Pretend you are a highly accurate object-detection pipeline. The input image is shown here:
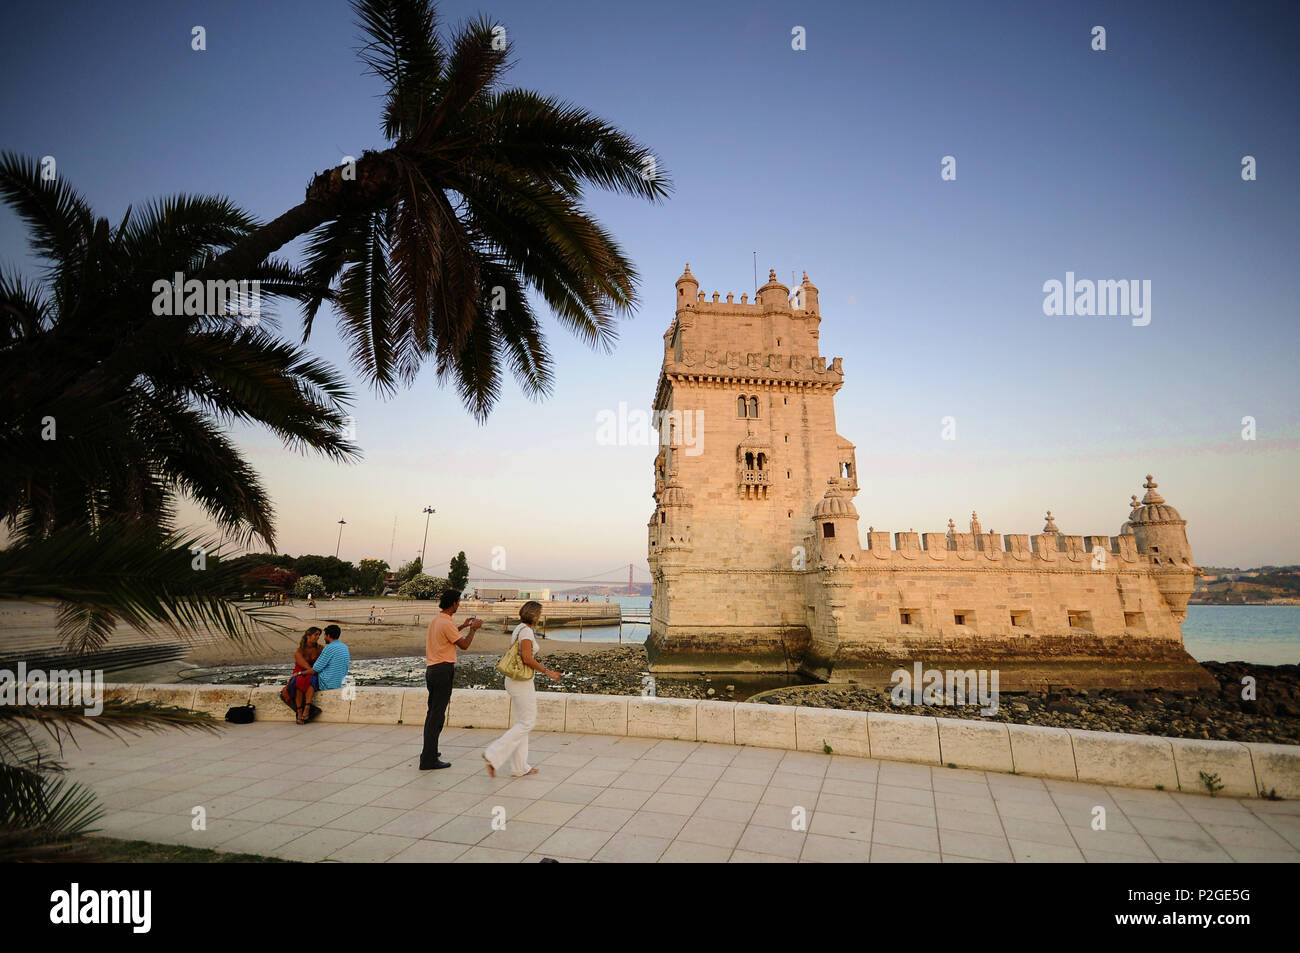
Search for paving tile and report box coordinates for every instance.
[872,820,940,853]
[369,787,445,810]
[640,792,704,816]
[277,800,355,827]
[760,786,820,811]
[995,799,1064,823]
[693,797,757,824]
[277,828,365,862]
[622,811,687,839]
[939,829,1013,862]
[736,825,805,860]
[809,811,872,842]
[428,814,493,846]
[331,833,417,862]
[869,845,941,862]
[389,840,470,863]
[590,787,652,811]
[720,767,775,786]
[535,827,614,860]
[610,772,666,793]
[998,816,1076,847]
[324,805,407,833]
[1007,838,1085,862]
[800,833,871,863]
[1202,823,1294,851]
[877,784,936,807]
[676,816,746,849]
[514,800,585,826]
[481,821,560,854]
[711,781,766,803]
[820,777,876,798]
[657,776,716,797]
[748,803,804,830]
[570,806,635,832]
[1069,828,1157,858]
[729,849,796,863]
[875,800,937,827]
[661,841,734,862]
[544,784,604,805]
[455,846,529,863]
[825,758,879,783]
[877,762,933,790]
[1219,845,1300,863]
[376,810,461,839]
[935,791,998,815]
[593,832,671,863]
[213,822,319,855]
[674,762,727,782]
[937,809,1006,837]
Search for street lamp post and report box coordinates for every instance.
[335,518,347,558]
[420,506,436,569]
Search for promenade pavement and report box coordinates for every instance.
[66,722,1300,862]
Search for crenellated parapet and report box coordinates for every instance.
[807,480,1190,578]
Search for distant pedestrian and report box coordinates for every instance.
[483,602,561,777]
[419,591,482,770]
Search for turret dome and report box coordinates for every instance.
[657,479,691,507]
[813,481,858,520]
[1129,476,1183,524]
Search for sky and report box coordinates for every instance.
[2,0,1298,581]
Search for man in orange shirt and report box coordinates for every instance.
[419,590,482,770]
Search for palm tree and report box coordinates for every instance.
[0,160,360,857]
[0,154,360,561]
[204,0,670,420]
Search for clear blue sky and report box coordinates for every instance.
[2,0,1297,578]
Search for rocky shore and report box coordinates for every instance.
[755,661,1300,746]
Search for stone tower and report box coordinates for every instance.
[647,265,855,672]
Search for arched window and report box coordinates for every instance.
[737,396,748,418]
[745,452,755,470]
[749,397,759,418]
[757,453,766,470]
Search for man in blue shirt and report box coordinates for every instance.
[296,625,350,723]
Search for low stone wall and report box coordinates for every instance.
[107,683,1300,799]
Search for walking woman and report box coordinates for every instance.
[483,601,561,777]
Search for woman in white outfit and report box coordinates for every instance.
[484,601,561,777]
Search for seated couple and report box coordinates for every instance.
[280,624,351,724]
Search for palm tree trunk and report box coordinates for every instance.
[200,149,402,281]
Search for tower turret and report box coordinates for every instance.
[674,263,698,313]
[1128,475,1195,619]
[795,271,820,315]
[756,268,789,310]
[811,478,861,565]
